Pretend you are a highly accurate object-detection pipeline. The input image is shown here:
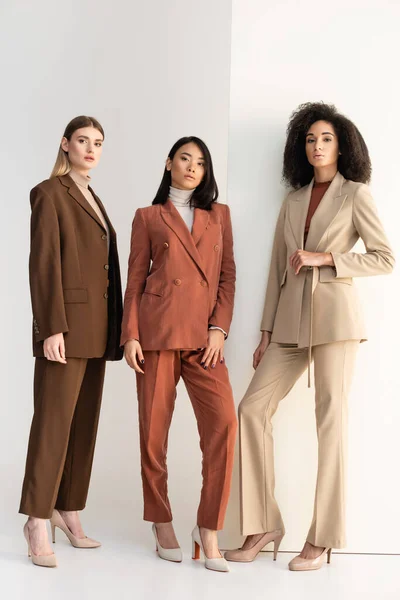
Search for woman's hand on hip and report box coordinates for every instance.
[43,333,67,364]
[253,331,271,370]
[289,250,334,275]
[124,339,145,374]
[201,329,225,369]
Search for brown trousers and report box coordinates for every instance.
[136,350,237,530]
[239,341,359,549]
[20,357,106,519]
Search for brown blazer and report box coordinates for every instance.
[120,200,236,349]
[261,171,395,348]
[29,175,123,360]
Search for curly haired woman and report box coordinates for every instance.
[225,102,394,571]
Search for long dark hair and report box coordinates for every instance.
[152,136,218,210]
[282,102,371,188]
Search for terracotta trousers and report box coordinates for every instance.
[136,350,237,530]
[19,357,106,519]
[239,340,359,549]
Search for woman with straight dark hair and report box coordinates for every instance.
[225,102,394,571]
[20,116,123,567]
[121,136,237,572]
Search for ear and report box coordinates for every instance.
[165,157,172,171]
[61,137,69,153]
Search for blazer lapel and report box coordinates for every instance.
[191,207,210,247]
[305,172,348,251]
[89,188,116,238]
[59,175,106,231]
[160,200,208,280]
[288,179,313,249]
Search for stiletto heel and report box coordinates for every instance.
[191,526,229,572]
[225,529,285,563]
[152,523,182,563]
[273,534,284,561]
[23,523,57,568]
[50,510,101,549]
[192,539,200,560]
[288,546,332,571]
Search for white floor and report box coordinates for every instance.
[1,531,399,600]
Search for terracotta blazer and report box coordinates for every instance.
[120,200,236,350]
[29,175,123,360]
[261,171,395,349]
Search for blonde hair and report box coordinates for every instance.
[50,115,105,178]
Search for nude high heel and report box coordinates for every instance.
[225,530,284,563]
[191,526,229,572]
[23,523,57,568]
[288,547,332,571]
[50,509,101,549]
[152,524,183,563]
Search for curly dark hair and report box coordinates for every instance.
[282,102,371,188]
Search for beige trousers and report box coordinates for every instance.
[239,340,359,549]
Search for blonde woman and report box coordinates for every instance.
[20,116,123,567]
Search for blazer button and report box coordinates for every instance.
[200,280,208,287]
[174,278,182,286]
[104,264,109,270]
[104,292,108,299]
[163,242,169,249]
[214,245,219,251]
[101,234,107,240]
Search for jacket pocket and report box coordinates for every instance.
[63,288,88,303]
[143,282,163,297]
[319,267,352,285]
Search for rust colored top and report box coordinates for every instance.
[304,180,331,244]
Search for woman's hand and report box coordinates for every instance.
[201,329,225,369]
[253,331,271,370]
[43,333,67,364]
[289,250,334,275]
[124,339,145,374]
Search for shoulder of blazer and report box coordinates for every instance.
[31,177,62,195]
[342,178,370,197]
[211,202,230,220]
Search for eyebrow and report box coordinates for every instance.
[77,135,104,142]
[181,151,205,160]
[306,132,335,137]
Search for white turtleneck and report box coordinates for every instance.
[168,186,227,339]
[169,186,194,232]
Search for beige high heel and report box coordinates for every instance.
[192,526,229,572]
[50,509,101,549]
[23,523,57,568]
[225,530,284,562]
[152,524,183,563]
[288,547,332,571]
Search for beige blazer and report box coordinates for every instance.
[261,171,395,353]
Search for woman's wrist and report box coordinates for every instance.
[321,252,334,266]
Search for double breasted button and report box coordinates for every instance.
[101,234,107,240]
[163,242,169,249]
[104,264,109,270]
[214,244,219,251]
[103,292,108,299]
[174,278,182,286]
[200,280,208,287]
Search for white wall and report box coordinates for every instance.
[0,0,232,546]
[223,0,400,553]
[2,0,399,560]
